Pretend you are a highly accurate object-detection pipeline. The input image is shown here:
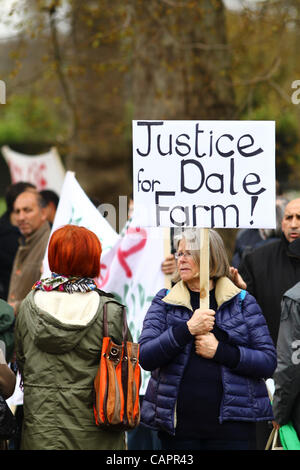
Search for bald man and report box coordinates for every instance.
[239,198,300,346]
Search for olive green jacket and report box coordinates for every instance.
[15,289,130,450]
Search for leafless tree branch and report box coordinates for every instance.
[232,57,281,86]
[48,3,79,140]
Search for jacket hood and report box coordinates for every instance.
[283,280,300,302]
[0,299,15,332]
[162,277,241,311]
[21,290,101,354]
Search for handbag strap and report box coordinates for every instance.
[94,288,128,342]
[265,428,282,450]
[103,303,128,343]
[265,428,275,450]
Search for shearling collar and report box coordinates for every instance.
[33,290,100,326]
[162,277,241,311]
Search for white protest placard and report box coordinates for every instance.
[2,145,66,194]
[133,120,276,229]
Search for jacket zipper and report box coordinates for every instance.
[174,400,177,430]
[219,367,225,424]
[218,291,245,424]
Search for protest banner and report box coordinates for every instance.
[133,120,276,307]
[41,171,165,393]
[1,145,66,194]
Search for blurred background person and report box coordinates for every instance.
[39,189,59,226]
[272,281,300,442]
[0,182,35,300]
[0,299,15,365]
[232,196,289,269]
[7,188,50,316]
[0,339,16,450]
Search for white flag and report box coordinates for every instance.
[2,145,66,194]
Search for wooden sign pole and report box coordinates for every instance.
[199,228,210,309]
[163,227,172,289]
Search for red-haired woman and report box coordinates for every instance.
[15,225,128,450]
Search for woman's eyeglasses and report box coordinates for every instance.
[174,251,193,260]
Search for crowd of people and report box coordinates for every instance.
[0,181,300,451]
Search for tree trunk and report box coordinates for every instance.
[131,0,237,255]
[131,0,236,120]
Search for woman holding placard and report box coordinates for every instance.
[139,228,276,450]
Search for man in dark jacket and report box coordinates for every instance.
[239,198,300,346]
[239,198,300,449]
[39,189,59,226]
[232,196,288,269]
[272,282,300,440]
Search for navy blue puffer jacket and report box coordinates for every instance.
[139,277,277,436]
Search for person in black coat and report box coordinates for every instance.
[239,198,300,450]
[239,198,300,346]
[0,182,35,300]
[39,189,59,226]
[232,196,289,269]
[240,235,300,346]
[0,339,16,450]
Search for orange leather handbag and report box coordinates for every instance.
[93,303,141,430]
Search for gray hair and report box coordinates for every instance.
[172,228,230,283]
